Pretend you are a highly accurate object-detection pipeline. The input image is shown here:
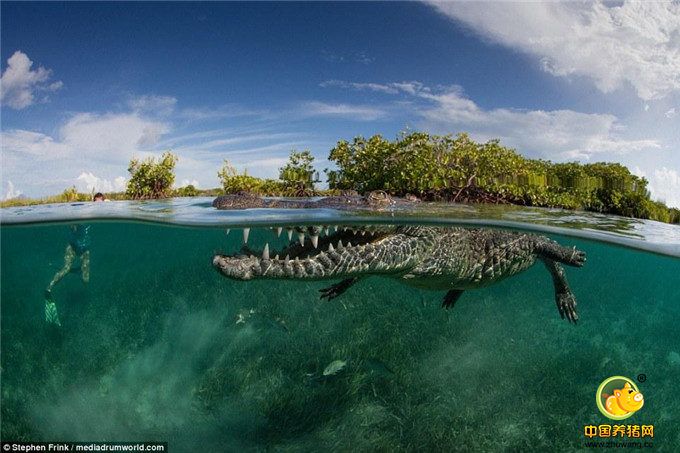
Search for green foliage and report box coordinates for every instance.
[279,150,319,196]
[174,184,199,197]
[326,131,678,223]
[61,186,88,202]
[0,186,93,207]
[218,160,285,195]
[126,152,178,199]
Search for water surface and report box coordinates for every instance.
[1,199,678,451]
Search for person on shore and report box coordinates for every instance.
[44,192,105,325]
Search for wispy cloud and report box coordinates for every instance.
[321,50,374,65]
[0,50,63,109]
[428,1,680,100]
[323,80,661,160]
[128,95,178,116]
[300,101,387,121]
[177,104,266,121]
[319,80,429,96]
[172,133,303,153]
[320,80,399,95]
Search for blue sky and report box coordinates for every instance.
[2,2,679,207]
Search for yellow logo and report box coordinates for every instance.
[596,376,644,420]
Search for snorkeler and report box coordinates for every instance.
[44,192,105,326]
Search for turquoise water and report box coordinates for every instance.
[1,199,679,451]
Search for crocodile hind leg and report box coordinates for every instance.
[541,258,579,324]
[319,278,359,301]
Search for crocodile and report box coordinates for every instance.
[213,225,586,323]
[212,190,417,210]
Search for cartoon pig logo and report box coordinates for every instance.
[596,376,645,420]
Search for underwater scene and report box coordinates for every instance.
[1,199,679,451]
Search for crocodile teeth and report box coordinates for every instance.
[361,230,366,236]
[323,226,330,236]
[225,228,231,235]
[275,227,282,237]
[262,244,270,260]
[328,243,334,252]
[333,226,338,232]
[243,228,250,244]
[337,240,344,250]
[285,255,290,265]
[298,232,305,246]
[287,228,293,241]
[311,234,319,249]
[274,254,279,260]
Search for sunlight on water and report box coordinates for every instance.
[1,200,679,450]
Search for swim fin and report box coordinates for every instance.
[44,294,61,327]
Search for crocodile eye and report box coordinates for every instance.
[628,389,634,394]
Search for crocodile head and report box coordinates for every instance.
[213,225,428,281]
[212,191,266,209]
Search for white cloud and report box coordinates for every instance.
[649,167,680,209]
[324,80,660,160]
[76,172,127,193]
[665,108,677,119]
[3,180,23,200]
[177,179,199,188]
[128,95,177,116]
[635,166,680,209]
[429,1,680,100]
[0,129,71,159]
[58,113,169,157]
[301,101,387,121]
[2,112,170,196]
[0,50,63,109]
[416,86,660,160]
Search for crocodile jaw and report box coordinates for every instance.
[212,254,262,280]
[213,234,419,281]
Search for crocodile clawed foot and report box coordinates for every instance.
[569,247,587,267]
[319,278,358,301]
[556,291,579,324]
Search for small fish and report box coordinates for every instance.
[323,359,348,376]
